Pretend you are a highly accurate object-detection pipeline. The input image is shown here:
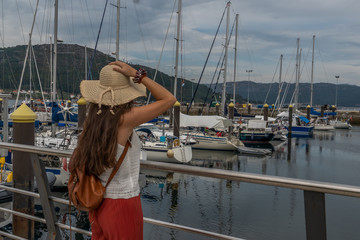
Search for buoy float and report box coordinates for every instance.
[167,149,174,158]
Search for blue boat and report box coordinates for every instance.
[285,116,314,136]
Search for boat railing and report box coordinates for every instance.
[0,142,360,239]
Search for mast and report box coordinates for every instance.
[310,35,315,107]
[220,1,231,116]
[52,0,58,104]
[173,0,182,99]
[294,38,300,110]
[275,54,283,112]
[85,45,87,79]
[51,0,59,137]
[15,0,40,109]
[232,13,239,104]
[115,0,120,61]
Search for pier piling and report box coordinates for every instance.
[173,101,180,138]
[263,104,268,121]
[307,105,311,120]
[10,103,36,239]
[77,97,87,130]
[288,105,293,137]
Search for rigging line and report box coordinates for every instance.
[146,0,177,105]
[202,49,225,115]
[186,3,228,114]
[315,38,331,84]
[133,2,150,66]
[263,58,280,109]
[0,31,18,89]
[30,45,47,111]
[15,0,27,44]
[27,0,43,43]
[15,0,40,110]
[81,0,96,41]
[39,0,49,43]
[87,0,109,80]
[201,17,235,115]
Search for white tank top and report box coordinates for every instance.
[99,131,141,199]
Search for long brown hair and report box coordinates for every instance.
[71,102,133,176]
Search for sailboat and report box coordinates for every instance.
[132,0,192,164]
[283,38,314,136]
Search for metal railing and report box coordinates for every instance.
[0,142,360,240]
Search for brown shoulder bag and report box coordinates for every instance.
[68,138,131,212]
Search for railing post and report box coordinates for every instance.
[30,153,62,239]
[10,103,36,239]
[304,190,327,240]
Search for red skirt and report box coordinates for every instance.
[89,195,143,240]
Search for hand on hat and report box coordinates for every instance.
[109,61,137,78]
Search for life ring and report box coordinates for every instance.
[173,139,180,147]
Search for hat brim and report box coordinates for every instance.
[80,78,147,106]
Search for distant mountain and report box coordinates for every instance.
[3,44,358,107]
[0,44,221,104]
[208,81,360,107]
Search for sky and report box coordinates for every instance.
[1,0,360,86]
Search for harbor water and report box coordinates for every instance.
[27,127,360,239]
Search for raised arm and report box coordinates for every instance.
[109,61,176,129]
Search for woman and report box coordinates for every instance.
[71,61,176,239]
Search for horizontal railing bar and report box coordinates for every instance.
[140,160,360,198]
[0,142,360,198]
[0,206,91,236]
[0,230,27,240]
[0,142,73,157]
[144,217,244,240]
[55,222,92,237]
[0,184,70,206]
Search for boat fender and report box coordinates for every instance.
[173,139,180,147]
[6,172,13,182]
[167,149,174,158]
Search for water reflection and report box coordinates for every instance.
[190,149,238,170]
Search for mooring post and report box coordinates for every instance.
[173,101,180,138]
[331,105,336,120]
[216,103,220,116]
[10,103,36,239]
[307,105,311,120]
[228,102,234,137]
[77,97,87,130]
[288,105,293,137]
[263,104,268,121]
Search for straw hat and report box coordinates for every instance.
[80,65,146,110]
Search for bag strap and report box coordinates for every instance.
[105,134,132,188]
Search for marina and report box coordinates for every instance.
[0,0,360,239]
[0,125,358,239]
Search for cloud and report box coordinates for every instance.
[1,0,360,86]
